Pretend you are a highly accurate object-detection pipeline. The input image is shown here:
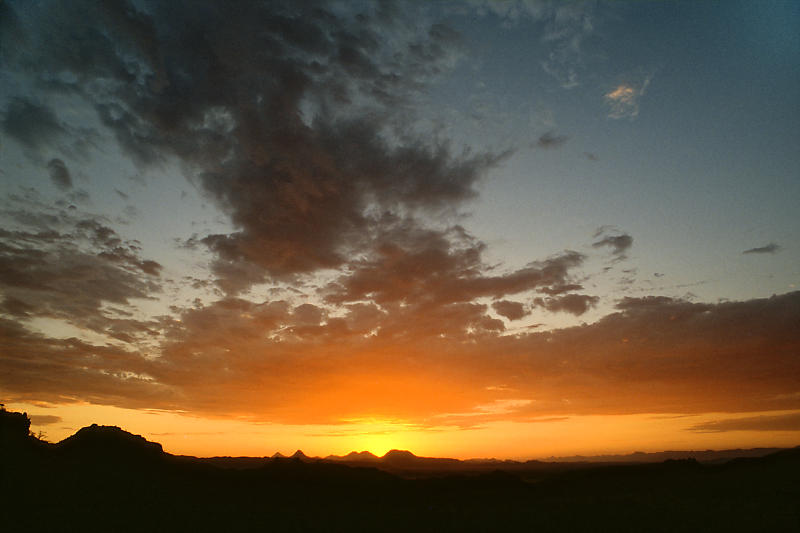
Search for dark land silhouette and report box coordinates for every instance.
[2,408,799,532]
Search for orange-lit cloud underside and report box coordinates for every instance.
[4,292,799,429]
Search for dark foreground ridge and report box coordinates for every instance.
[2,409,799,532]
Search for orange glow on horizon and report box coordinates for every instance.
[11,402,800,461]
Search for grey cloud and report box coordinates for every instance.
[344,303,386,334]
[536,130,569,149]
[616,295,679,311]
[743,243,781,255]
[593,232,633,256]
[0,96,98,162]
[46,158,73,190]
[0,209,163,341]
[584,152,599,161]
[687,412,800,433]
[67,189,90,205]
[539,283,583,296]
[533,293,599,315]
[324,219,585,308]
[492,300,528,321]
[3,0,509,294]
[293,303,325,326]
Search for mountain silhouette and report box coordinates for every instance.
[344,450,380,461]
[56,424,163,460]
[290,449,309,460]
[2,408,799,532]
[382,449,417,463]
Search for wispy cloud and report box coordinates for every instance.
[592,228,633,258]
[466,1,595,88]
[535,130,569,149]
[743,243,781,255]
[604,74,653,119]
[687,412,800,433]
[29,414,63,426]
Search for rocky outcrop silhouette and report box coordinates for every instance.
[56,424,164,460]
[0,406,33,450]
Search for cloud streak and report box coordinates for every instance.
[743,243,781,255]
[687,412,800,433]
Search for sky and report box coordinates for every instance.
[1,0,799,460]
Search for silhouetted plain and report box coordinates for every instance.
[2,408,798,532]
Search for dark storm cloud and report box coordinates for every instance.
[687,412,800,433]
[535,130,569,149]
[742,243,781,255]
[533,293,599,315]
[492,300,528,321]
[46,159,73,190]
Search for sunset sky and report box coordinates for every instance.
[1,0,799,460]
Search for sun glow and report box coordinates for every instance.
[333,418,422,457]
[355,433,396,457]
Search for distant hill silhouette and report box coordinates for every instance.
[542,448,787,464]
[57,424,163,459]
[326,450,380,462]
[2,407,799,532]
[290,449,309,460]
